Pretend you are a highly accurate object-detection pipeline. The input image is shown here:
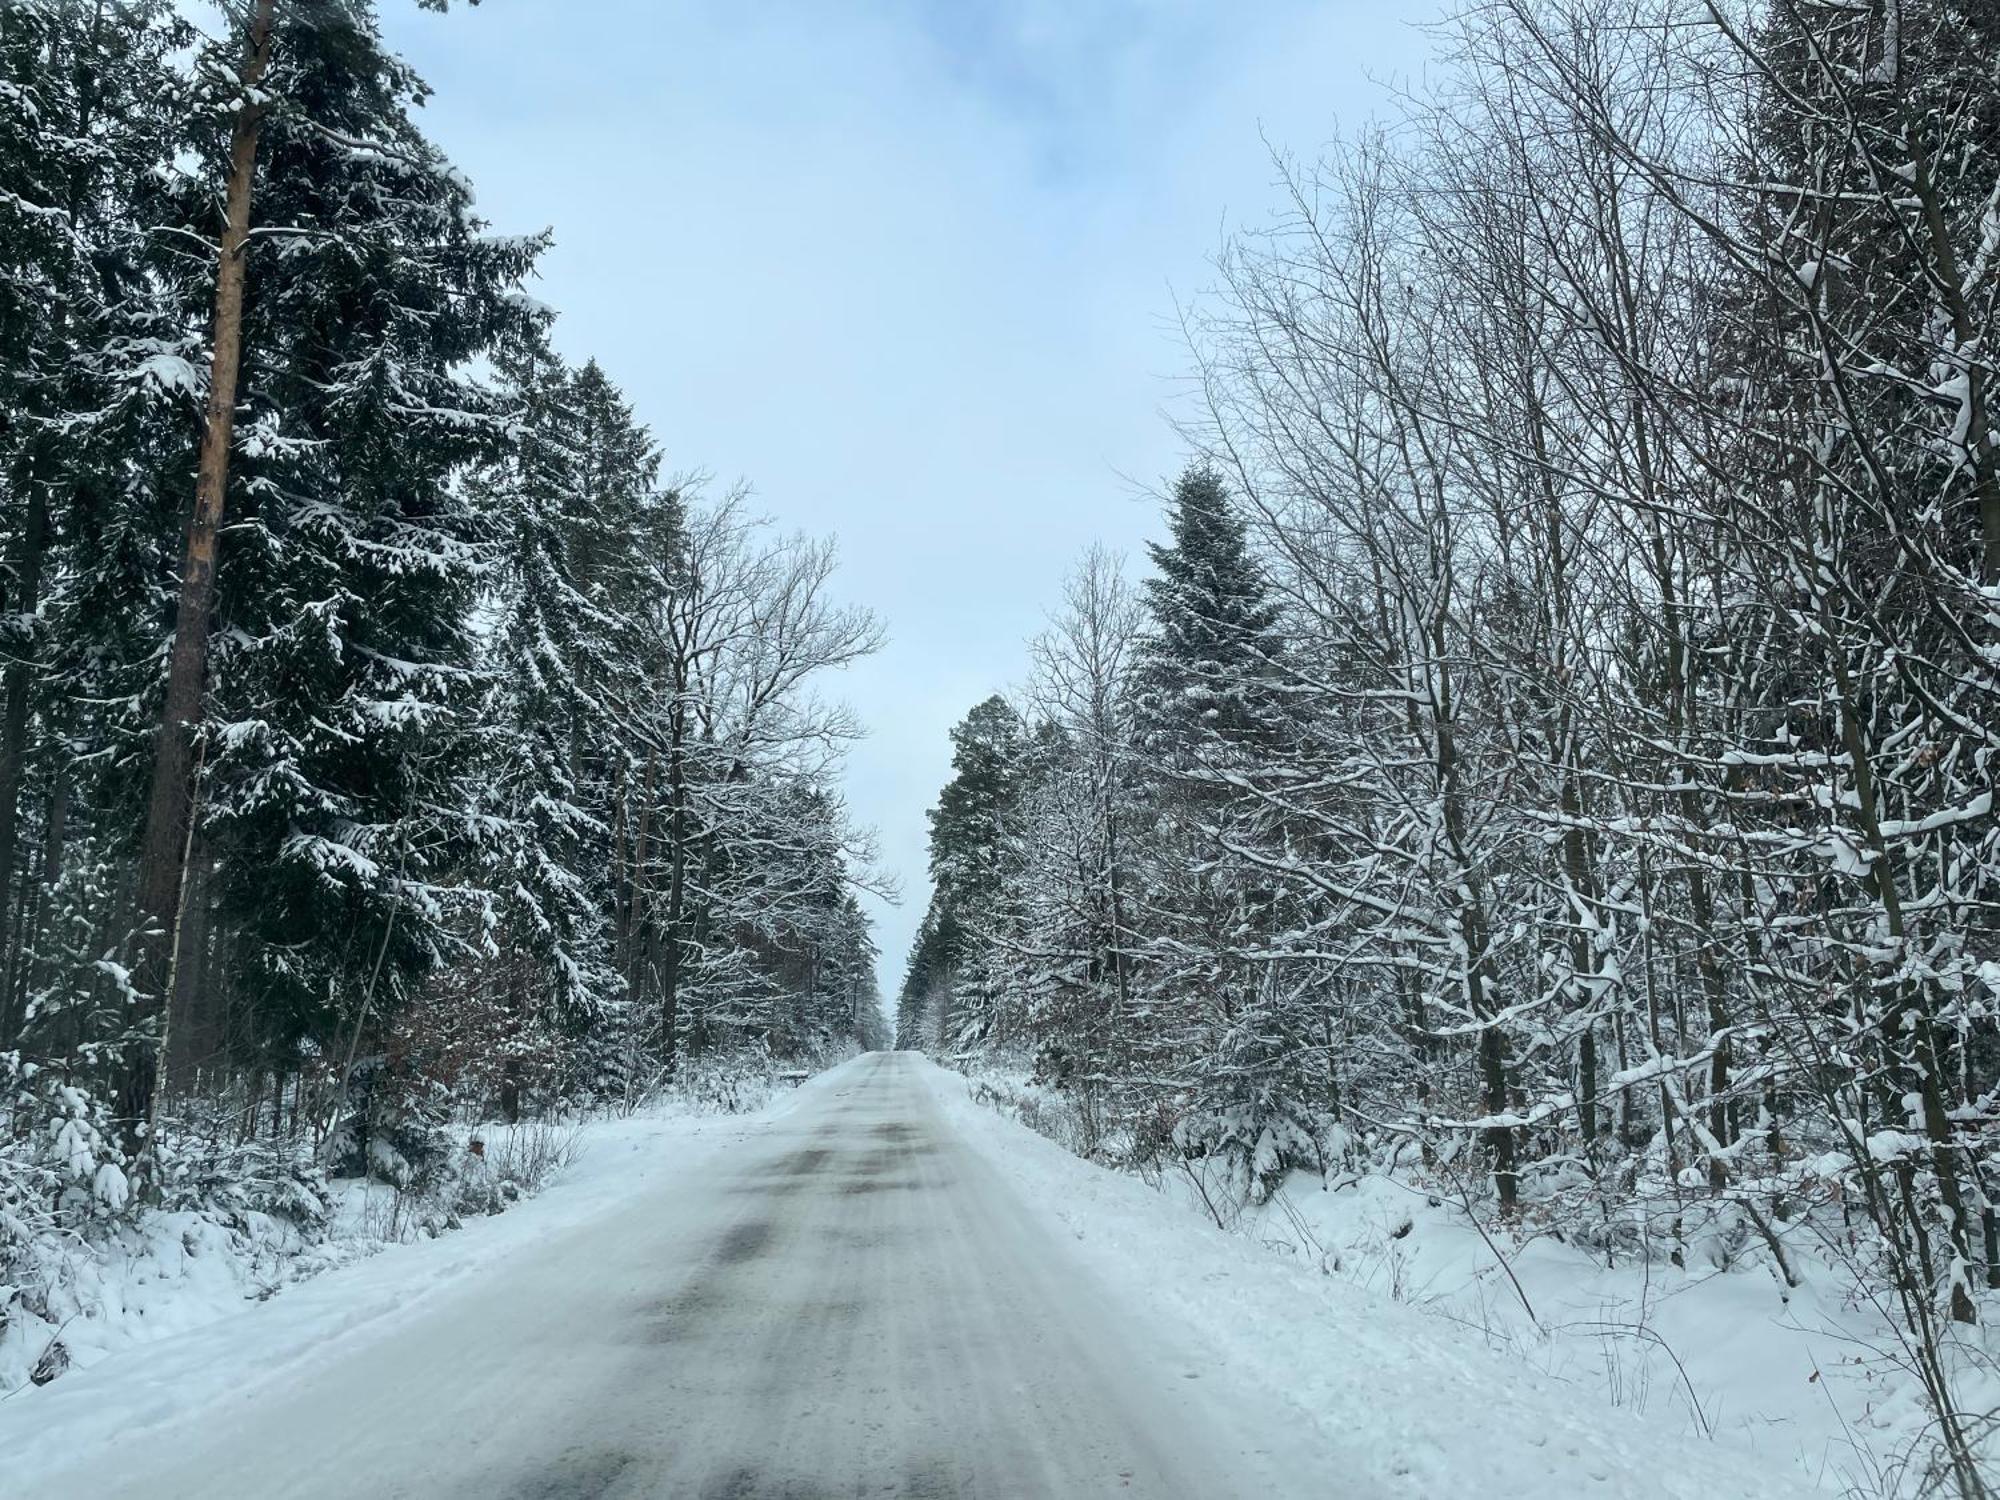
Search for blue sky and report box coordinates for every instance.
[380,0,1429,994]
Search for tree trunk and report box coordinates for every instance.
[1,766,65,1047]
[657,657,690,1071]
[0,477,49,997]
[624,754,655,1001]
[118,0,277,1161]
[499,1060,522,1124]
[163,835,213,1096]
[610,760,630,967]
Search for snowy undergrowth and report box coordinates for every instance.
[0,1060,856,1486]
[953,1061,1996,1497]
[1215,1168,1999,1496]
[0,1118,567,1399]
[0,1049,841,1399]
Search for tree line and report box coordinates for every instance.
[898,0,2000,1488]
[0,0,886,1226]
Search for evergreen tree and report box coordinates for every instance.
[1134,466,1309,1187]
[928,695,1025,913]
[172,0,544,1102]
[1134,464,1285,768]
[0,0,191,1058]
[470,339,671,1112]
[921,695,1025,1048]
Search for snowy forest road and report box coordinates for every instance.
[31,1052,1324,1499]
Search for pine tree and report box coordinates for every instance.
[1134,464,1285,768]
[146,1,544,1120]
[1132,466,1311,1185]
[922,695,1026,1048]
[0,0,190,1057]
[471,338,670,1113]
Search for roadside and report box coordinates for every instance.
[5,1052,1838,1498]
[919,1056,1825,1500]
[0,1063,849,1482]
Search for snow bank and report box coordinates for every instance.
[1208,1169,1938,1494]
[0,1064,848,1474]
[920,1056,1825,1500]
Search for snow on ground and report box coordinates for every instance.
[919,1056,1833,1499]
[0,1052,1903,1497]
[0,1068,848,1480]
[1213,1169,1941,1494]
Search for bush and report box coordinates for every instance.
[1,1055,134,1393]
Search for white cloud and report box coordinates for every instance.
[384,0,1430,992]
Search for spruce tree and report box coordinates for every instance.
[168,1,543,1106]
[1134,464,1285,768]
[0,1,190,1056]
[920,695,1025,1047]
[1133,464,1305,1193]
[471,338,669,1111]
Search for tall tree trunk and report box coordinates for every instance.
[1558,772,1600,1152]
[0,478,48,1000]
[118,0,278,1161]
[499,952,526,1123]
[1,766,65,1047]
[162,833,213,1096]
[624,754,655,999]
[659,724,688,1074]
[610,760,630,967]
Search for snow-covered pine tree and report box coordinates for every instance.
[1128,465,1313,1199]
[0,0,192,1065]
[1134,465,1286,761]
[894,907,954,1051]
[0,3,73,1002]
[470,337,672,1115]
[146,0,545,1131]
[920,695,1027,1052]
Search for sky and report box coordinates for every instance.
[380,0,1431,998]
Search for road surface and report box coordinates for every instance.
[46,1052,1308,1499]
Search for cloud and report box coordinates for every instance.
[383,0,1429,997]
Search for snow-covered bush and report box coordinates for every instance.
[675,1042,781,1116]
[1170,1097,1323,1208]
[1,1037,609,1397]
[968,1074,1100,1159]
[1,1056,134,1390]
[455,1119,582,1216]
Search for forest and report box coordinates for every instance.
[0,0,887,1394]
[896,0,2000,1491]
[6,0,2000,1492]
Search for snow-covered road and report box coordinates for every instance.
[8,1051,1820,1499]
[15,1053,1312,1498]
